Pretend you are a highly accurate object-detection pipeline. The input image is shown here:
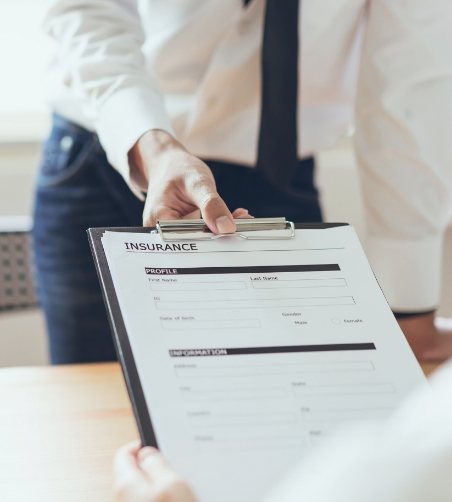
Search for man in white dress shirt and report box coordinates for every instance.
[33,0,452,364]
[114,361,452,502]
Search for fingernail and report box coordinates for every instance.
[138,447,158,462]
[216,216,235,234]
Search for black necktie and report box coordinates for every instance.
[255,0,300,190]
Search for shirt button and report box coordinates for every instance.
[60,135,73,151]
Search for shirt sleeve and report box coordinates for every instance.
[44,0,175,196]
[263,362,452,502]
[354,0,452,311]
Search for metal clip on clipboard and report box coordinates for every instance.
[156,217,295,242]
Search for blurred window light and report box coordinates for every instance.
[0,0,53,142]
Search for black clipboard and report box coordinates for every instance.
[87,222,348,447]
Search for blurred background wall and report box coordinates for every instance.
[0,0,51,366]
[0,0,451,368]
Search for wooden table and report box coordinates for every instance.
[0,363,136,502]
[0,362,439,502]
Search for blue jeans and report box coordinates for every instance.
[32,114,322,364]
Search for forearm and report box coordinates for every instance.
[44,0,174,192]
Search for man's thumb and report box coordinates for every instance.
[199,195,236,235]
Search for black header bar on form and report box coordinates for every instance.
[146,264,340,275]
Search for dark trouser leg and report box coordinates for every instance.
[32,115,143,364]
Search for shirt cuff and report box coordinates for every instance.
[365,235,443,312]
[95,85,175,199]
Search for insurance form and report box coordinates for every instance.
[100,225,425,502]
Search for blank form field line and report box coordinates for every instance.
[150,281,247,292]
[194,434,307,450]
[182,392,289,402]
[293,382,395,397]
[187,411,297,427]
[161,319,261,331]
[156,296,356,310]
[300,406,392,422]
[174,361,375,378]
[252,278,347,289]
[190,417,298,427]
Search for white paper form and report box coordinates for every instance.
[101,226,425,502]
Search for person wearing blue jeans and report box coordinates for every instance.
[32,115,321,364]
[37,0,452,364]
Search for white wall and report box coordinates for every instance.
[0,0,51,367]
[0,0,52,142]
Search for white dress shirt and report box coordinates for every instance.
[44,0,452,312]
[264,361,452,502]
